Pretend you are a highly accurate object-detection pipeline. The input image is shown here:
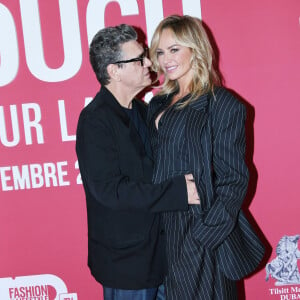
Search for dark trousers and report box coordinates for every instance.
[103,284,165,300]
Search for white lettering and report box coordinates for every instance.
[144,92,154,104]
[30,163,44,188]
[19,0,82,82]
[0,162,70,191]
[43,163,58,187]
[0,1,203,86]
[58,100,76,141]
[85,97,93,107]
[144,0,202,43]
[75,160,82,184]
[280,295,300,300]
[57,161,70,186]
[144,0,163,43]
[0,4,19,87]
[182,0,202,19]
[86,0,139,44]
[0,166,13,191]
[0,105,20,147]
[22,103,44,145]
[0,103,44,147]
[0,274,68,300]
[12,165,31,190]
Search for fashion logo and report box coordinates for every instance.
[0,274,78,300]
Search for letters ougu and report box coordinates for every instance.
[0,0,202,87]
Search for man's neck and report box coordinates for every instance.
[106,83,134,109]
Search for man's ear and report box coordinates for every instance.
[107,64,121,82]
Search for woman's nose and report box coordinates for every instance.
[162,53,171,64]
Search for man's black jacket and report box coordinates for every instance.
[76,86,188,289]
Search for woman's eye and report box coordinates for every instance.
[170,48,179,53]
[156,51,163,57]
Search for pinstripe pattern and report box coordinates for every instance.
[148,87,265,299]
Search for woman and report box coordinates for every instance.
[148,15,265,299]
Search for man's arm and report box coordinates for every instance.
[76,110,189,212]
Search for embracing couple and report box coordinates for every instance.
[76,15,265,300]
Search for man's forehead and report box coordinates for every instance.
[121,40,143,57]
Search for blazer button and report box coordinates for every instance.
[160,229,165,235]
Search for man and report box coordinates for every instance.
[76,24,199,300]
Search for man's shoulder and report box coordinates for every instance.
[148,93,168,112]
[133,98,147,107]
[133,98,147,111]
[80,91,111,116]
[149,93,167,104]
[77,96,113,133]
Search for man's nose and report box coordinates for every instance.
[144,56,152,67]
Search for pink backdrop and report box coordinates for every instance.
[1,1,299,299]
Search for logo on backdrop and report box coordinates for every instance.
[0,274,77,300]
[266,235,300,299]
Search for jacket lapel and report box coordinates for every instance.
[100,87,147,156]
[186,93,212,210]
[187,93,211,138]
[148,94,172,128]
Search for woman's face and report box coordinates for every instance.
[156,28,194,87]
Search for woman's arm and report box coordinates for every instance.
[192,90,249,250]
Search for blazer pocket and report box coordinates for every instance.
[108,234,145,250]
[216,211,265,280]
[107,212,153,250]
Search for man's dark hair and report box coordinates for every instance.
[89,24,137,86]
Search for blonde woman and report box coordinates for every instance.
[148,15,265,299]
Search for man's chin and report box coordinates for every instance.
[144,78,152,86]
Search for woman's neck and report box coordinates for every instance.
[171,89,190,105]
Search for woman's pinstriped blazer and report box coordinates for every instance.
[149,86,265,281]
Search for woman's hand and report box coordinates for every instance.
[185,174,200,205]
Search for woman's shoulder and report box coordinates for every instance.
[209,86,245,113]
[188,87,245,118]
[213,86,243,106]
[210,87,246,126]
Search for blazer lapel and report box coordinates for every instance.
[186,93,212,210]
[148,94,172,128]
[187,93,211,137]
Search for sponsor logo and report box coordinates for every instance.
[0,274,77,300]
[266,235,300,299]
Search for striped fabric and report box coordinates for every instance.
[148,87,265,299]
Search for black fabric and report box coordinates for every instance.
[148,87,265,299]
[123,102,152,158]
[76,86,188,289]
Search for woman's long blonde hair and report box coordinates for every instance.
[150,15,220,106]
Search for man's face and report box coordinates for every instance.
[118,40,152,95]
